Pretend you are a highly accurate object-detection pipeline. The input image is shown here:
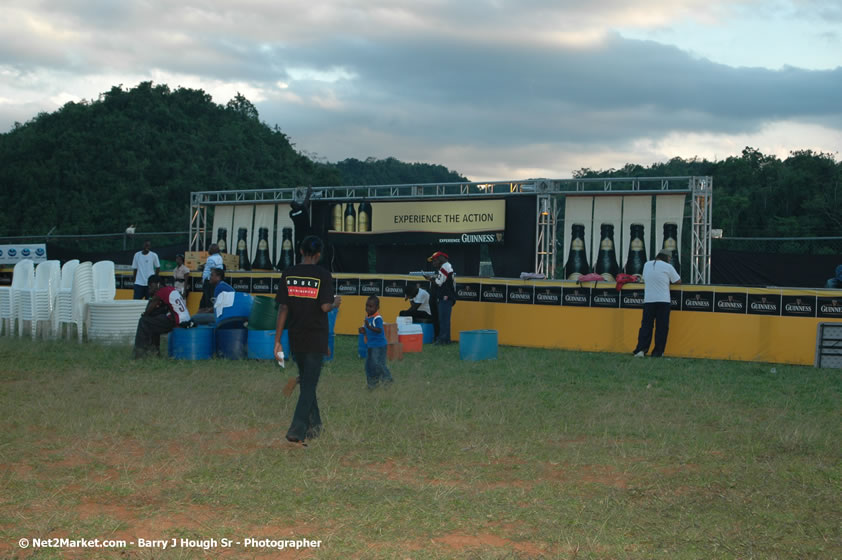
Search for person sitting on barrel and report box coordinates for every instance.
[825,265,842,289]
[133,275,192,359]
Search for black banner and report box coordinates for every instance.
[562,287,590,307]
[271,276,283,295]
[682,291,713,312]
[507,286,534,304]
[620,289,645,309]
[231,276,252,293]
[121,274,135,290]
[456,282,480,301]
[360,279,383,297]
[817,296,842,319]
[714,292,747,314]
[782,295,816,317]
[0,271,11,286]
[251,277,273,295]
[670,291,682,310]
[747,293,781,315]
[480,284,507,303]
[337,278,360,296]
[191,276,204,292]
[383,279,408,298]
[590,288,620,308]
[534,286,562,306]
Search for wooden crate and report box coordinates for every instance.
[221,253,240,271]
[387,342,403,361]
[383,323,399,344]
[184,251,208,272]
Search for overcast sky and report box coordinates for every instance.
[1,0,840,180]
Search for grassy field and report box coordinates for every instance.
[0,335,840,559]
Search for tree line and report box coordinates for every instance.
[0,82,465,238]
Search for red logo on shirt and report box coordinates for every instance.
[286,276,321,299]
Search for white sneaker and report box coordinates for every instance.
[634,351,645,358]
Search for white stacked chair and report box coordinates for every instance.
[12,260,37,337]
[87,300,148,344]
[0,260,34,336]
[28,260,61,338]
[53,260,80,334]
[92,260,116,302]
[59,261,93,342]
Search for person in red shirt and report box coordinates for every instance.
[133,275,192,358]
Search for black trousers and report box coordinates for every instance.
[133,312,175,358]
[200,279,213,309]
[634,302,672,357]
[287,352,323,442]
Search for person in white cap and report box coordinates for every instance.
[633,249,681,358]
[427,251,456,344]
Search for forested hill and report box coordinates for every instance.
[575,148,842,237]
[0,82,466,237]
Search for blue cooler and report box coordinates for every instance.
[218,292,254,325]
[459,330,498,361]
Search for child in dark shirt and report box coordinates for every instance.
[359,295,393,389]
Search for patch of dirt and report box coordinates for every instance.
[542,462,631,489]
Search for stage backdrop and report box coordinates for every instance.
[655,195,685,277]
[232,205,255,267]
[562,196,594,280]
[211,205,234,254]
[621,195,652,274]
[250,205,276,267]
[591,196,623,281]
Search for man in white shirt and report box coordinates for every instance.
[131,240,160,300]
[399,284,432,322]
[633,249,681,358]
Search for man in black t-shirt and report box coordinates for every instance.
[274,235,342,443]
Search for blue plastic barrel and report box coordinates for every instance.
[168,326,214,360]
[459,330,498,361]
[420,322,435,344]
[358,332,367,358]
[247,329,291,360]
[218,292,254,324]
[216,327,248,360]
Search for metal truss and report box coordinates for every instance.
[189,176,713,283]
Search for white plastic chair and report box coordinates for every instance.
[12,260,36,337]
[53,260,80,333]
[27,260,61,338]
[92,261,116,302]
[87,300,148,344]
[58,261,93,341]
[1,260,34,336]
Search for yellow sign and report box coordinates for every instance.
[371,200,505,234]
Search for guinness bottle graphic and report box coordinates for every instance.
[252,227,273,270]
[662,222,680,275]
[564,224,589,280]
[594,223,619,281]
[277,227,294,271]
[358,201,372,232]
[216,227,228,253]
[344,202,356,232]
[236,227,251,271]
[624,223,647,276]
[331,203,344,231]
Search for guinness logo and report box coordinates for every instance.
[496,233,503,242]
